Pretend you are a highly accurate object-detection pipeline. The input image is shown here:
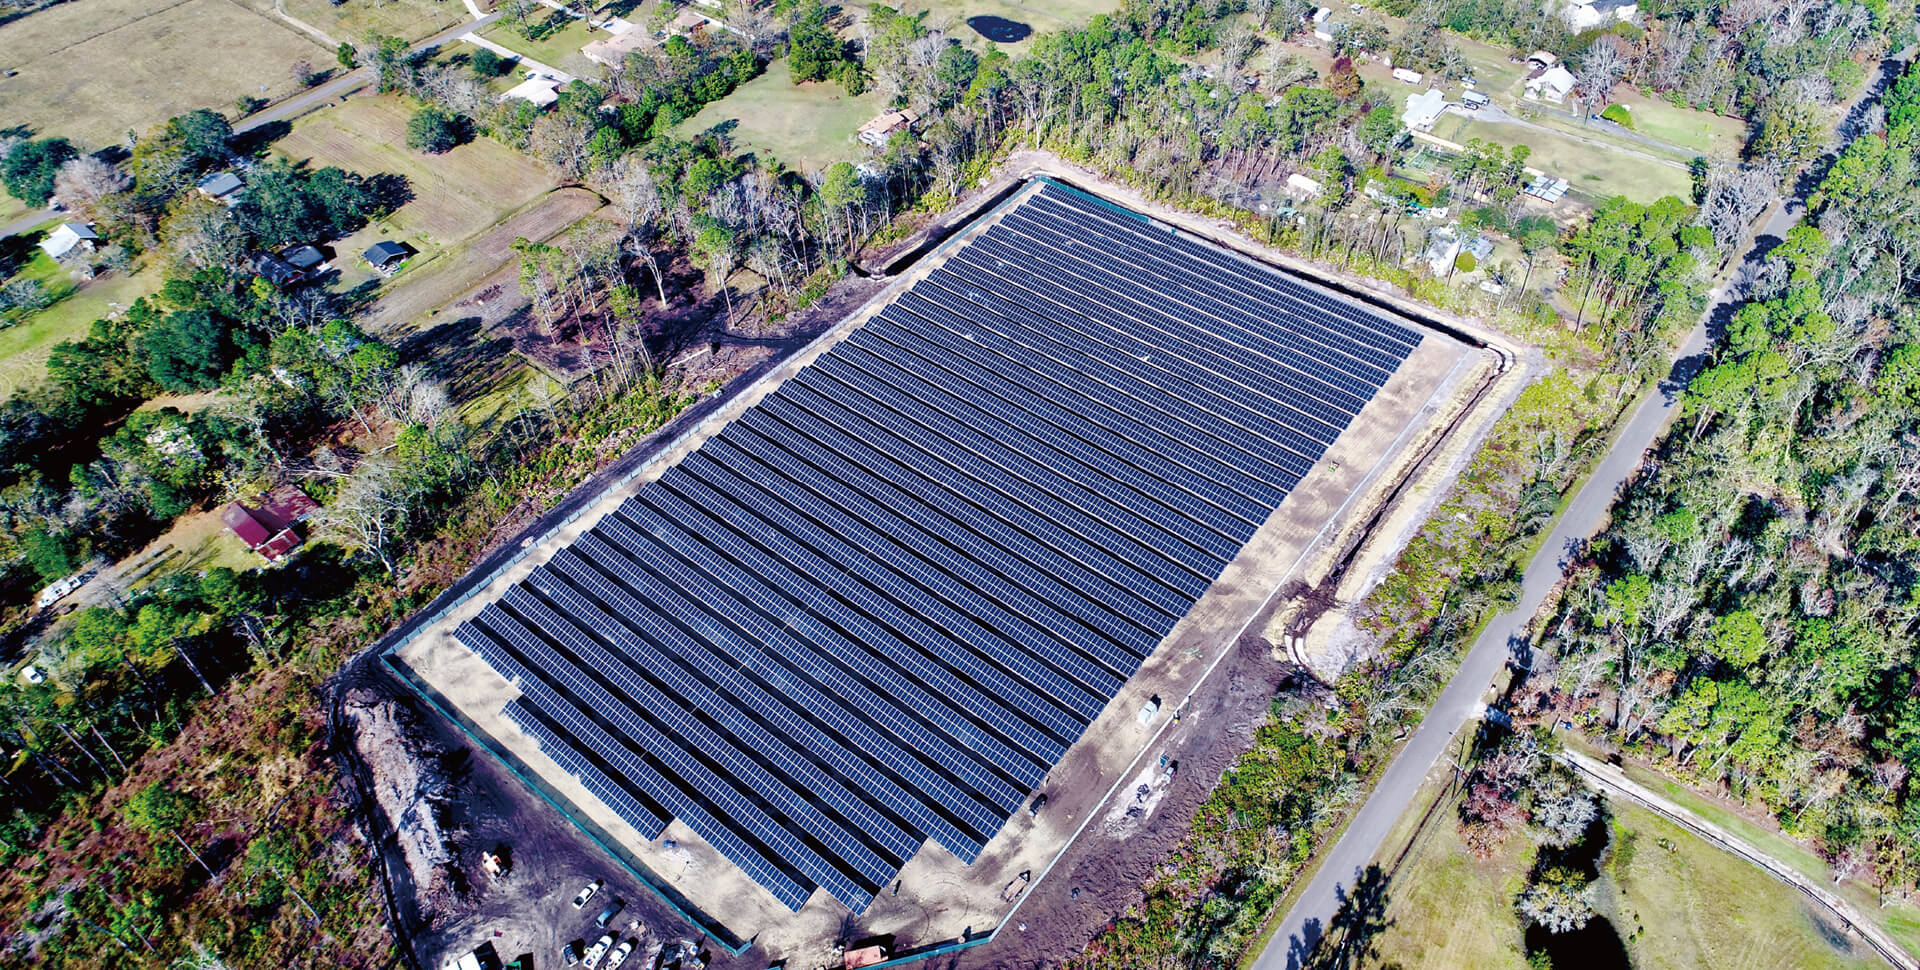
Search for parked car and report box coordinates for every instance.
[582,934,615,970]
[595,899,625,928]
[606,939,635,970]
[563,940,583,966]
[572,879,604,909]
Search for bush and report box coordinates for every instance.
[407,107,461,154]
[1454,251,1478,274]
[1600,103,1632,127]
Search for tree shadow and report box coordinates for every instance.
[1295,865,1394,970]
[398,314,519,407]
[230,120,293,157]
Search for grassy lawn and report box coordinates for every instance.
[1607,89,1748,158]
[0,0,326,147]
[272,93,557,288]
[271,0,465,44]
[0,194,29,228]
[0,257,162,399]
[1429,114,1694,203]
[852,0,1121,53]
[675,59,889,174]
[1373,786,1890,970]
[479,14,604,79]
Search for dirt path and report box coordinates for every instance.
[1558,750,1915,970]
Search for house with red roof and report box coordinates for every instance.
[221,485,320,562]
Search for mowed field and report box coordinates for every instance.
[0,0,325,146]
[0,257,162,399]
[675,60,887,174]
[271,94,561,321]
[1371,787,1889,970]
[860,0,1120,53]
[1429,114,1694,203]
[234,0,466,45]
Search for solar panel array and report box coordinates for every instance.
[456,181,1423,914]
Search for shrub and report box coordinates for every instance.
[471,47,508,78]
[1600,103,1632,127]
[1454,251,1478,274]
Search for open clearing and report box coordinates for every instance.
[0,259,162,400]
[0,0,325,146]
[479,14,604,79]
[859,0,1120,53]
[271,94,563,321]
[1371,779,1889,970]
[1430,114,1693,203]
[237,0,466,45]
[675,61,886,174]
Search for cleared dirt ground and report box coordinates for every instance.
[392,166,1515,970]
[0,0,325,145]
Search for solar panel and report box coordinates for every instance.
[452,180,1423,914]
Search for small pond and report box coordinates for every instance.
[967,14,1032,42]
[1525,917,1632,970]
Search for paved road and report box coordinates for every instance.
[0,13,499,239]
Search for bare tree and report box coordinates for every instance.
[1574,38,1628,117]
[605,158,668,305]
[53,156,131,214]
[321,459,414,574]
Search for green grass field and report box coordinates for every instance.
[675,59,888,174]
[0,0,326,146]
[1606,89,1749,158]
[1372,785,1890,970]
[271,0,465,44]
[0,251,161,399]
[480,14,604,79]
[855,0,1121,53]
[1429,114,1694,203]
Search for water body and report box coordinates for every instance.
[967,14,1032,42]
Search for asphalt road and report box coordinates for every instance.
[0,13,499,240]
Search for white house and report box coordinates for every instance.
[500,76,562,108]
[1391,67,1423,84]
[1285,173,1325,198]
[1311,6,1335,41]
[1525,65,1577,104]
[39,223,100,261]
[1402,89,1449,131]
[1556,0,1638,30]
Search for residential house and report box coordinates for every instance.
[1401,88,1449,131]
[1285,172,1325,198]
[857,109,918,148]
[581,24,651,68]
[500,76,562,108]
[38,222,99,261]
[1557,0,1637,30]
[1462,90,1490,110]
[1390,67,1423,85]
[1525,65,1576,104]
[281,245,327,272]
[668,7,713,36]
[251,251,307,288]
[1311,6,1335,41]
[221,485,320,562]
[197,171,244,205]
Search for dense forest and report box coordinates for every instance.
[1539,57,1920,900]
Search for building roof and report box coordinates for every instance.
[281,244,326,269]
[1526,174,1571,203]
[1402,88,1449,130]
[251,252,306,287]
[1527,65,1576,98]
[581,24,652,67]
[501,76,562,107]
[669,7,711,30]
[857,109,918,145]
[221,485,319,561]
[364,241,410,266]
[39,223,99,260]
[197,171,243,197]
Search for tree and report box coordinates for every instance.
[788,1,847,84]
[139,308,233,392]
[407,106,460,154]
[52,155,130,214]
[291,59,318,87]
[2,138,78,207]
[470,47,507,78]
[336,41,357,71]
[360,32,416,94]
[1516,867,1597,933]
[1328,56,1362,100]
[322,458,414,573]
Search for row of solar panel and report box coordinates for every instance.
[463,183,1421,915]
[1028,186,1421,360]
[1003,203,1413,381]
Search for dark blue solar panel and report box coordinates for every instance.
[449,180,1421,915]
